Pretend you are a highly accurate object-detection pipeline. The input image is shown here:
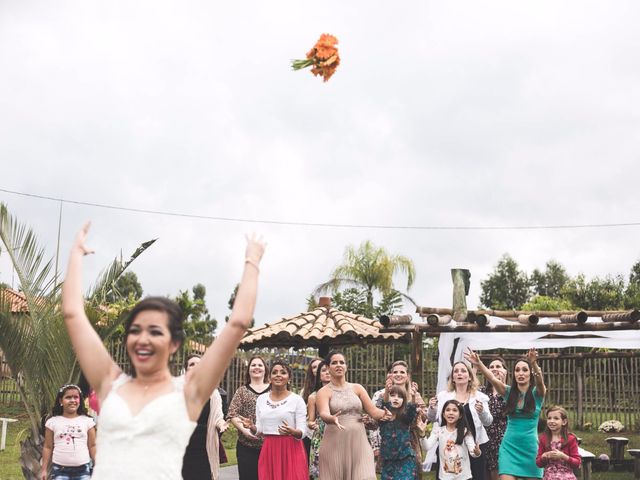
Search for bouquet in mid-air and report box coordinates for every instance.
[291,34,340,82]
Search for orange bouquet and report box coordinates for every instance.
[291,34,340,82]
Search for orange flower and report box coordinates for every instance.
[292,33,340,82]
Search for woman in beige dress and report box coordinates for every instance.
[316,351,391,480]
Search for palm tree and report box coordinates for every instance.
[0,203,155,479]
[314,240,416,309]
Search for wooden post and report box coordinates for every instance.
[451,269,470,322]
[318,344,329,359]
[576,360,584,429]
[411,327,423,381]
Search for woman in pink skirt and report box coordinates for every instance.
[241,359,308,480]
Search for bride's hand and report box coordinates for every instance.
[73,222,95,256]
[245,234,266,267]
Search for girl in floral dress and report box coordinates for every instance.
[478,357,508,480]
[378,385,420,480]
[536,406,581,480]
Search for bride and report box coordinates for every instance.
[61,223,265,479]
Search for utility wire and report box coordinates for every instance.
[1,186,639,231]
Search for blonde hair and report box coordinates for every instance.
[387,360,413,399]
[447,361,479,393]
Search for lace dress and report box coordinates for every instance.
[318,383,376,480]
[91,373,196,480]
[479,385,507,472]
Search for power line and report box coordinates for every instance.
[1,186,639,231]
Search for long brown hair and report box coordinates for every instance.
[541,406,573,449]
[484,357,507,394]
[302,357,322,402]
[244,355,269,385]
[504,358,535,415]
[385,384,411,423]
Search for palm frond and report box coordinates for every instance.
[313,277,364,297]
[87,238,156,306]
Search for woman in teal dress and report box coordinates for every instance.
[466,348,546,480]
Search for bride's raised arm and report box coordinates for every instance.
[184,234,265,416]
[62,223,120,399]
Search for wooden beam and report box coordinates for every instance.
[381,321,640,336]
[481,351,640,360]
[416,306,639,320]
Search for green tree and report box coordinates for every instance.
[225,283,255,328]
[104,270,143,303]
[305,293,318,311]
[629,260,640,285]
[479,254,530,309]
[175,283,217,346]
[332,288,370,315]
[624,260,640,308]
[561,274,625,310]
[0,203,154,479]
[314,240,416,308]
[328,287,404,318]
[521,295,574,311]
[530,260,569,298]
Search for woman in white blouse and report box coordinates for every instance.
[426,361,493,480]
[241,359,308,480]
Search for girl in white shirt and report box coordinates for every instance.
[41,384,96,480]
[422,400,480,480]
[241,359,308,480]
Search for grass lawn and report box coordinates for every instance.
[0,403,30,480]
[2,403,639,479]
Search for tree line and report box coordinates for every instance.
[479,254,640,311]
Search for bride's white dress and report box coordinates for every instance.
[91,373,196,480]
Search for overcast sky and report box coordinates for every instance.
[1,0,639,330]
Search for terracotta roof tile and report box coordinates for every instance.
[0,288,29,313]
[240,306,408,349]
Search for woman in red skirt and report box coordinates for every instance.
[240,359,308,480]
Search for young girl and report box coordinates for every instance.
[41,384,96,480]
[536,406,581,480]
[378,385,419,480]
[422,399,480,480]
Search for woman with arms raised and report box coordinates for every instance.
[62,223,264,479]
[465,348,546,480]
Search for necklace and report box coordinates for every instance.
[266,397,288,409]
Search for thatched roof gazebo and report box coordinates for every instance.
[240,297,410,357]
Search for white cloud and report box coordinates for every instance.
[1,0,639,328]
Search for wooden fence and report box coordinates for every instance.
[2,343,639,431]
